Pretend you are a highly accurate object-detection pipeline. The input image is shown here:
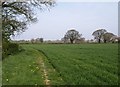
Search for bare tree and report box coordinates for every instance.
[40,38,44,43]
[92,29,107,43]
[64,29,82,44]
[111,36,120,43]
[103,32,115,43]
[31,38,35,44]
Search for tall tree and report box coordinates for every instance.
[92,29,107,43]
[64,29,82,44]
[2,0,55,40]
[2,0,55,58]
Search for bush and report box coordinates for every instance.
[2,40,19,59]
[7,43,19,55]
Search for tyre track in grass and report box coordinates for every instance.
[36,49,65,85]
[29,47,50,85]
[37,54,50,86]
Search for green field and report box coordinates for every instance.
[2,44,118,85]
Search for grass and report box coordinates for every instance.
[2,43,119,85]
[2,47,44,85]
[2,45,64,85]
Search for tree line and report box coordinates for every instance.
[2,0,119,59]
[62,29,119,44]
[13,29,119,44]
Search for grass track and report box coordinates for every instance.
[2,46,64,85]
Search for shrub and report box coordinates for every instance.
[7,43,19,55]
[2,40,19,59]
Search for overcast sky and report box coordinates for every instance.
[12,1,118,40]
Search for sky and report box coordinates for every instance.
[12,0,118,41]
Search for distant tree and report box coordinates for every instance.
[90,39,94,42]
[35,38,40,43]
[92,29,107,43]
[31,38,35,44]
[103,32,115,43]
[33,38,44,43]
[62,36,69,43]
[75,37,85,43]
[61,38,65,43]
[40,38,44,43]
[64,29,82,44]
[111,36,120,43]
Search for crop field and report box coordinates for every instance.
[2,44,119,85]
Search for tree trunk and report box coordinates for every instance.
[70,39,74,44]
[104,39,106,43]
[98,39,100,43]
